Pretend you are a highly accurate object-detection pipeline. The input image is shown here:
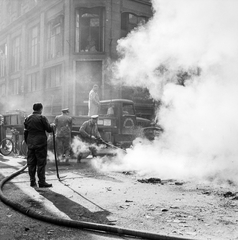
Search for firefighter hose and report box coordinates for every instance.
[52,129,60,180]
[0,165,196,240]
[98,138,127,154]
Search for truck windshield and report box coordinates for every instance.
[122,103,135,115]
[100,103,116,116]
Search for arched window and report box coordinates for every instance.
[75,7,104,53]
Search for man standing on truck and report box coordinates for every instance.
[77,115,102,162]
[88,84,100,116]
[54,108,72,163]
[24,103,54,188]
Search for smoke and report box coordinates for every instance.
[114,0,238,94]
[99,0,238,185]
[0,95,25,113]
[71,136,91,158]
[47,150,55,162]
[71,136,108,158]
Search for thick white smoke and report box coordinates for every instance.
[96,0,238,184]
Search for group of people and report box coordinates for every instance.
[24,84,102,188]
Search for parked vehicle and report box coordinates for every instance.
[46,99,154,148]
[0,110,27,156]
[0,128,27,156]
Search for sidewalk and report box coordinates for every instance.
[1,155,238,240]
[0,155,133,240]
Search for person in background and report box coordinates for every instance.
[54,108,72,163]
[88,84,100,116]
[24,103,54,188]
[85,39,97,52]
[77,115,102,162]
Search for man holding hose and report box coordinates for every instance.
[24,103,54,188]
[77,115,103,162]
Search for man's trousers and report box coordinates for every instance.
[27,145,47,185]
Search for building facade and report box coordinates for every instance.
[0,0,152,117]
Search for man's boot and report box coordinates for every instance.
[30,181,37,187]
[38,182,52,188]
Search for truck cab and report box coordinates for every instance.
[98,99,138,147]
[70,99,152,148]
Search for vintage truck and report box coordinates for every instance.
[47,99,154,148]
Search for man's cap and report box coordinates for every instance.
[93,84,98,88]
[62,108,69,113]
[91,115,99,119]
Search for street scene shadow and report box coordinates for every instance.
[1,171,112,225]
[0,172,126,240]
[35,188,111,224]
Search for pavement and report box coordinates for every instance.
[0,154,138,240]
[1,153,238,240]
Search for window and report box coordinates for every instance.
[12,36,21,72]
[10,78,20,95]
[6,1,11,24]
[121,12,148,37]
[44,65,62,89]
[29,26,39,66]
[122,103,135,115]
[0,84,5,96]
[27,72,40,92]
[99,103,117,116]
[75,7,104,53]
[0,43,7,77]
[16,0,23,17]
[46,15,64,59]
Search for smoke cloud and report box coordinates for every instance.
[98,0,238,185]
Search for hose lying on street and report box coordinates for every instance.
[0,164,196,240]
